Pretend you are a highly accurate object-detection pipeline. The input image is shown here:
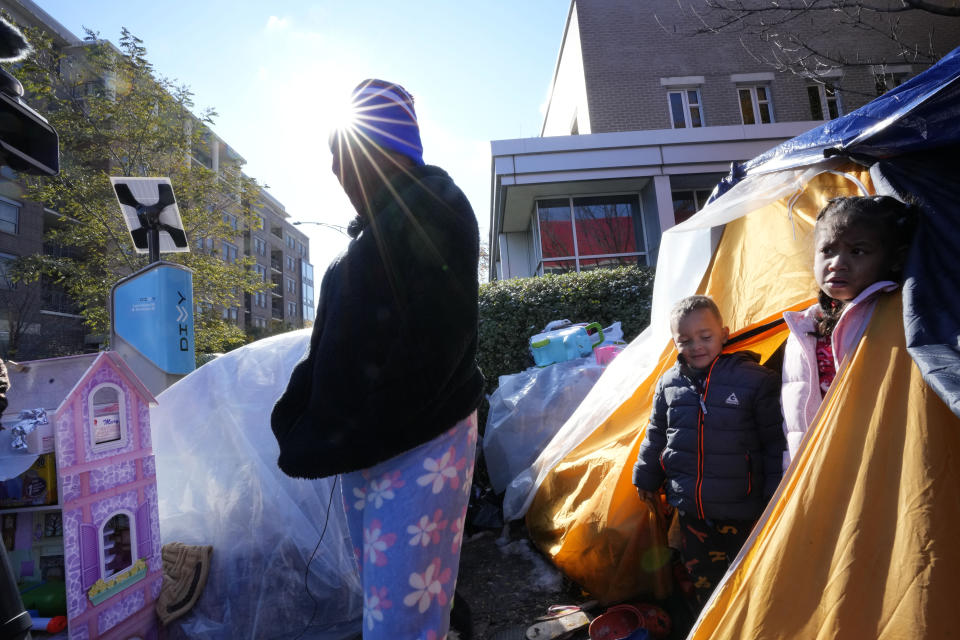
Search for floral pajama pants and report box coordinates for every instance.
[341,411,478,640]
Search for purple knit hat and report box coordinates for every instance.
[345,78,424,165]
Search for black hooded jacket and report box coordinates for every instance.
[270,164,484,479]
[633,351,784,522]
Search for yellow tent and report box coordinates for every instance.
[512,52,960,635]
[520,162,960,634]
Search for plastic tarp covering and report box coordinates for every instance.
[689,295,960,639]
[483,359,606,495]
[869,149,960,418]
[151,330,362,640]
[502,157,857,522]
[745,46,960,175]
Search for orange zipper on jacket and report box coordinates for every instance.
[695,357,719,520]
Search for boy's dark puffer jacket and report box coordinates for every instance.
[632,351,784,522]
[270,164,484,479]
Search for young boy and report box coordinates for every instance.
[633,295,784,608]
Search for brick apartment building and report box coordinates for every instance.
[489,0,960,280]
[0,0,313,359]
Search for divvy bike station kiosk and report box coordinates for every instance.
[109,177,195,396]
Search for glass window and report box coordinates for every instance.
[738,86,773,125]
[222,213,238,230]
[573,195,644,257]
[0,200,19,234]
[579,255,641,271]
[672,189,714,225]
[535,194,648,275]
[542,259,576,275]
[254,237,266,257]
[668,89,704,128]
[222,242,238,263]
[808,83,841,120]
[875,71,909,96]
[0,252,15,289]
[286,277,296,294]
[537,199,575,259]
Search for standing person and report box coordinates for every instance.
[632,295,784,610]
[781,195,917,468]
[271,79,483,639]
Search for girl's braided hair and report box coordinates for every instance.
[814,195,919,337]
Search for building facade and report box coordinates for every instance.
[0,0,312,358]
[490,0,960,280]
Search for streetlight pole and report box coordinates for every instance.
[292,220,349,236]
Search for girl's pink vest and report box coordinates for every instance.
[781,281,898,469]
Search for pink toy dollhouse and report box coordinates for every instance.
[54,351,161,639]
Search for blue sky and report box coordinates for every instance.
[31,0,570,271]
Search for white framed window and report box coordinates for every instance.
[534,194,649,275]
[667,89,704,129]
[738,86,773,125]
[100,511,135,579]
[0,199,19,235]
[807,83,841,120]
[89,383,128,452]
[874,70,910,95]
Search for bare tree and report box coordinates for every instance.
[669,0,960,93]
[0,267,42,360]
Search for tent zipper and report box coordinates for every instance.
[695,358,719,521]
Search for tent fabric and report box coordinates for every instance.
[689,295,960,639]
[503,157,863,522]
[745,47,960,175]
[522,44,960,636]
[525,166,874,602]
[869,148,960,418]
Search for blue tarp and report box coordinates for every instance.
[746,46,960,174]
[735,46,960,418]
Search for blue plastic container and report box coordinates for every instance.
[529,322,604,367]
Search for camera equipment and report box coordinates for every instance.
[0,66,58,177]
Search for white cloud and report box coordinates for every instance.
[265,16,290,32]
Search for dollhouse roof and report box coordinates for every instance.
[57,351,158,413]
[3,351,157,423]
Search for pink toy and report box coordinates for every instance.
[53,352,162,639]
[594,344,625,366]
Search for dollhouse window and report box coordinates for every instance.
[89,383,128,451]
[79,502,152,592]
[101,513,133,578]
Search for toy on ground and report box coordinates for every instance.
[588,602,671,640]
[530,322,604,367]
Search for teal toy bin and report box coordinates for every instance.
[529,323,604,367]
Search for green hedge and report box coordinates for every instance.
[477,266,656,419]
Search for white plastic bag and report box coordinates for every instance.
[483,359,605,495]
[151,330,362,640]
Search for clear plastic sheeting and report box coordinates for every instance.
[501,158,846,521]
[483,359,606,495]
[151,330,362,640]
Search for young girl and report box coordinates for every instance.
[781,195,917,468]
